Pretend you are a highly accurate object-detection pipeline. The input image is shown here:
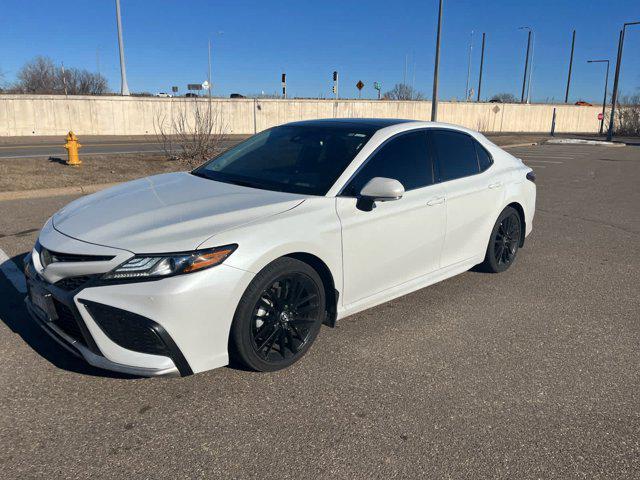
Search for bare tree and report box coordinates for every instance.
[489,92,517,103]
[383,83,425,100]
[155,99,228,168]
[606,94,640,136]
[12,56,109,94]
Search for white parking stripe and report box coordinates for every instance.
[522,160,563,164]
[0,248,27,293]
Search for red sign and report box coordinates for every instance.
[597,113,604,120]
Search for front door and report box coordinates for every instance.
[336,130,447,306]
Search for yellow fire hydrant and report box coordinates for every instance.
[64,131,82,166]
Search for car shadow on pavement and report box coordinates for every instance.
[0,253,137,379]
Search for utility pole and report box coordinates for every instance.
[465,31,474,101]
[477,32,486,102]
[519,27,532,103]
[526,30,535,103]
[431,0,443,121]
[115,0,130,96]
[607,21,640,141]
[564,30,576,103]
[208,39,212,100]
[587,59,610,135]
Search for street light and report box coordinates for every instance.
[208,31,224,100]
[115,0,129,96]
[431,0,443,121]
[587,59,610,135]
[607,21,640,141]
[518,27,534,104]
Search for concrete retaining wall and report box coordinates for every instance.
[0,94,603,136]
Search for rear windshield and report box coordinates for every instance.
[192,125,375,195]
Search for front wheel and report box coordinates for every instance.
[229,257,326,372]
[479,206,522,273]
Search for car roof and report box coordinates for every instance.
[282,118,416,129]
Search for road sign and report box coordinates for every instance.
[356,80,364,91]
[171,86,178,93]
[187,84,203,91]
[597,112,604,120]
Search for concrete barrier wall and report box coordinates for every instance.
[0,94,603,136]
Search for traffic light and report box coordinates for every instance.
[281,73,286,84]
[333,71,338,82]
[332,85,337,94]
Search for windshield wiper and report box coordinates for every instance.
[191,170,210,180]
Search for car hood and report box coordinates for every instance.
[52,172,306,253]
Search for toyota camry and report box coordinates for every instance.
[25,119,536,376]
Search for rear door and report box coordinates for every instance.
[430,129,504,267]
[336,130,446,306]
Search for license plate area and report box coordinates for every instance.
[30,286,57,321]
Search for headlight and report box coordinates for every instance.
[102,244,237,281]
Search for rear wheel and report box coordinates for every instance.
[230,257,325,372]
[480,206,522,273]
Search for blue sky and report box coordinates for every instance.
[0,0,639,102]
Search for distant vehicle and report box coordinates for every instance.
[230,93,246,99]
[156,92,172,98]
[25,118,536,377]
[574,101,593,106]
[185,93,199,98]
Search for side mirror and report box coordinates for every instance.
[356,177,405,211]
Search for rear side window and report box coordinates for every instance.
[475,142,493,172]
[343,130,432,196]
[432,130,480,181]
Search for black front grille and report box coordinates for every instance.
[41,247,114,263]
[81,300,193,376]
[53,299,86,346]
[54,275,96,291]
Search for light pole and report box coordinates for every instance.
[565,30,576,103]
[431,0,443,121]
[208,31,223,100]
[518,27,532,104]
[465,30,474,101]
[115,0,129,96]
[607,21,640,141]
[587,59,610,135]
[477,32,486,102]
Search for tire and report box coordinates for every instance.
[479,206,522,273]
[229,257,326,372]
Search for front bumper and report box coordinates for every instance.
[25,262,182,377]
[26,226,255,377]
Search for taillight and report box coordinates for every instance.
[526,171,536,183]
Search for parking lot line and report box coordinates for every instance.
[522,160,564,164]
[0,248,26,293]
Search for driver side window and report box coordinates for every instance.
[342,130,433,196]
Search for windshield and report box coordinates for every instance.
[192,125,375,195]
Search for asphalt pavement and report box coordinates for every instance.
[0,143,638,479]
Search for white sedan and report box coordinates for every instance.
[25,119,536,376]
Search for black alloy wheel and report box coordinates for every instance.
[230,257,325,371]
[480,206,523,273]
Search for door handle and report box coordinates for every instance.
[427,197,445,206]
[488,182,502,189]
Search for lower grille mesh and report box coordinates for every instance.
[52,299,86,346]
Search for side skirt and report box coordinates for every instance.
[336,257,482,321]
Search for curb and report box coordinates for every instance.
[501,142,539,149]
[545,138,626,147]
[0,182,118,202]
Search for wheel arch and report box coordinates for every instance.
[283,252,339,327]
[505,201,526,247]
